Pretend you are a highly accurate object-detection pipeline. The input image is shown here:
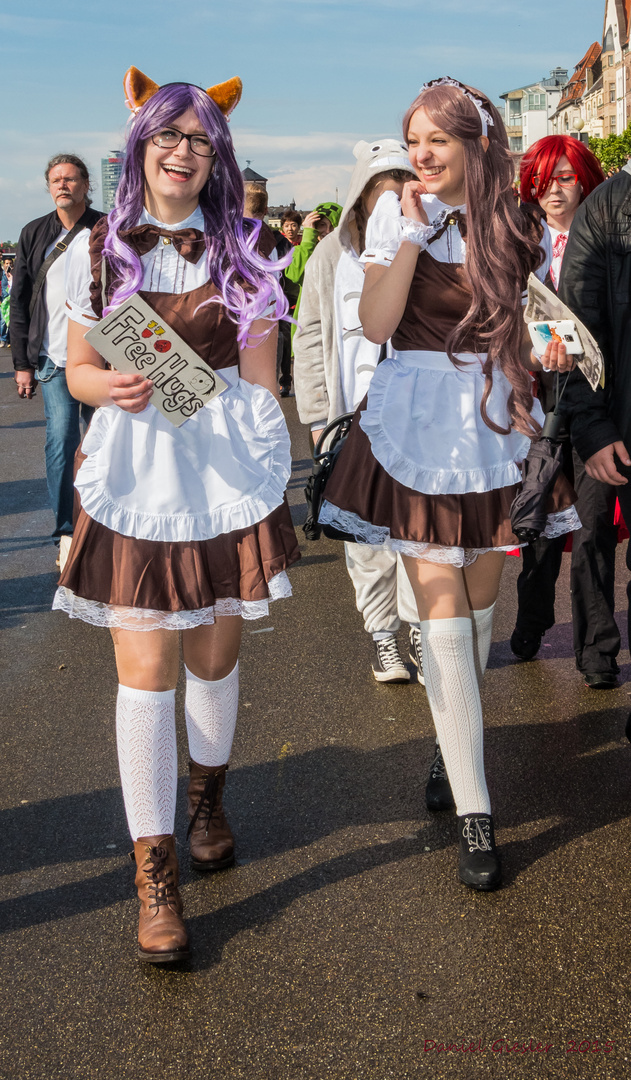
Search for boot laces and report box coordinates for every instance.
[187,772,221,839]
[143,844,177,911]
[462,815,492,853]
[430,747,447,781]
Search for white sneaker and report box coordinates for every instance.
[408,626,425,685]
[371,636,411,683]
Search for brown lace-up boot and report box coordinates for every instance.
[132,835,190,962]
[187,761,235,871]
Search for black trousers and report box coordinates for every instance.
[612,476,631,667]
[277,318,292,391]
[515,445,620,675]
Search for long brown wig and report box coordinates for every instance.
[403,81,544,437]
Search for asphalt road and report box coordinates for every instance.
[1,347,631,1080]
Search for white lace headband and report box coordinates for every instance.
[418,77,494,138]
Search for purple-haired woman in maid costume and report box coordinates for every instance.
[320,78,579,891]
[55,67,300,961]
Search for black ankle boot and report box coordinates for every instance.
[425,744,455,811]
[457,813,501,891]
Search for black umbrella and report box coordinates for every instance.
[303,412,355,541]
[510,374,568,544]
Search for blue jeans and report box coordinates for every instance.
[35,356,94,539]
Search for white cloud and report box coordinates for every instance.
[232,129,361,158]
[0,128,125,239]
[266,164,355,209]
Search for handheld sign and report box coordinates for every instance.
[85,295,228,427]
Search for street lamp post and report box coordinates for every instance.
[573,116,586,142]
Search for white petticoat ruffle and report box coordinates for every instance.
[359,351,544,496]
[75,370,292,543]
[318,503,581,567]
[52,570,293,630]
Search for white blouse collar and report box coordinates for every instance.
[422,193,466,221]
[139,205,205,231]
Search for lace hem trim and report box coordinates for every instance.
[52,572,293,630]
[319,502,581,567]
[540,505,582,539]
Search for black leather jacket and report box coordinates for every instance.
[10,206,103,372]
[558,163,631,462]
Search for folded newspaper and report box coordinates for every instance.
[85,295,227,427]
[524,273,604,391]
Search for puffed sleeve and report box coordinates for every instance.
[359,189,404,268]
[64,230,100,326]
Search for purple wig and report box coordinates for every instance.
[103,82,288,342]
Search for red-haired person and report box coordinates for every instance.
[318,79,579,891]
[510,136,617,689]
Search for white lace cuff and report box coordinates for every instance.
[400,218,435,249]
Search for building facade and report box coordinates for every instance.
[550,1,631,143]
[500,69,569,152]
[101,152,125,213]
[550,43,602,139]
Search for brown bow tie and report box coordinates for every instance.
[428,209,467,246]
[119,224,206,263]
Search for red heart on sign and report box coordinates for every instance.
[154,340,171,353]
[142,329,153,338]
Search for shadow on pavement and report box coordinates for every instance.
[1,710,629,950]
[0,574,59,627]
[0,419,46,430]
[0,478,50,516]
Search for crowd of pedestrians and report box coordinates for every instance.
[7,64,630,961]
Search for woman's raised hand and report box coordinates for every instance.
[107,371,154,413]
[400,180,429,225]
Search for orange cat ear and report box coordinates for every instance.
[206,77,242,118]
[123,66,160,113]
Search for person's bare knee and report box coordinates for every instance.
[111,627,180,691]
[401,555,470,621]
[182,617,242,681]
[463,552,505,611]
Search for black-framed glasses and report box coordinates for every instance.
[151,128,215,158]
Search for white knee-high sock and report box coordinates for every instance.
[185,662,239,767]
[116,685,177,842]
[421,618,491,815]
[471,603,496,684]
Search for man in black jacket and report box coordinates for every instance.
[11,153,103,558]
[558,161,631,665]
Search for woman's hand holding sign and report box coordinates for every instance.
[107,370,154,413]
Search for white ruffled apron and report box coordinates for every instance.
[359,350,544,496]
[319,348,581,566]
[74,366,291,542]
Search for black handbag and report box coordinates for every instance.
[303,412,355,541]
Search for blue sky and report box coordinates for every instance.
[1,0,604,238]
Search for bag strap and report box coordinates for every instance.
[28,210,92,317]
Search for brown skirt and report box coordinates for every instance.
[323,404,575,550]
[59,498,301,612]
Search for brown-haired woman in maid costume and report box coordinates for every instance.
[319,77,578,891]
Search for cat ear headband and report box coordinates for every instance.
[123,66,243,118]
[418,77,494,138]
